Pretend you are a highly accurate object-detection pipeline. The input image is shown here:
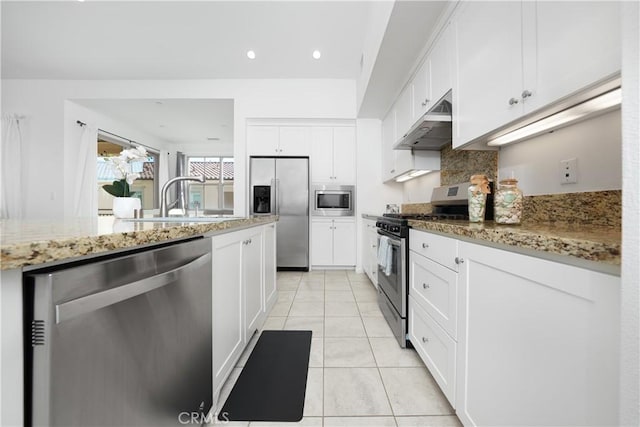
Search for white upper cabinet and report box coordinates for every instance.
[279,126,311,156]
[311,126,356,184]
[381,110,397,182]
[429,23,453,106]
[411,59,431,123]
[247,126,280,156]
[452,0,621,148]
[395,85,413,143]
[452,1,524,148]
[247,125,311,156]
[412,23,453,125]
[523,1,621,113]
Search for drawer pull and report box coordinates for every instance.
[455,257,464,264]
[422,243,429,249]
[422,336,429,343]
[422,283,430,290]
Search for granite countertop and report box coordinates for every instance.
[0,216,278,270]
[409,219,621,272]
[362,213,380,220]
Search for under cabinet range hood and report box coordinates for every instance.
[394,90,452,150]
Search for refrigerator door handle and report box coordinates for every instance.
[270,179,276,215]
[275,178,280,215]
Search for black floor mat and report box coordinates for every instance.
[218,330,312,422]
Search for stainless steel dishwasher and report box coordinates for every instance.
[24,237,212,427]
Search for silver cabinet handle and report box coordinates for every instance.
[509,97,519,105]
[422,337,429,343]
[423,283,430,289]
[422,243,429,249]
[421,98,430,107]
[56,252,212,324]
[390,169,395,173]
[372,244,377,248]
[455,257,464,264]
[522,90,532,99]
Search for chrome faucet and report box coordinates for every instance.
[159,175,206,217]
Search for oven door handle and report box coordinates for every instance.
[377,230,403,244]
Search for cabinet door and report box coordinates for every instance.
[395,85,413,142]
[381,111,397,182]
[332,126,356,184]
[367,226,379,286]
[243,229,264,339]
[332,219,356,266]
[430,23,452,105]
[279,126,311,156]
[311,219,334,266]
[211,233,244,393]
[412,59,431,122]
[247,126,279,156]
[409,298,457,407]
[456,241,620,427]
[524,1,621,113]
[263,223,277,312]
[311,127,334,182]
[453,1,523,148]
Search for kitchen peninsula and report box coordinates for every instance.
[0,215,278,426]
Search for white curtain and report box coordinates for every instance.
[73,124,98,217]
[1,114,25,219]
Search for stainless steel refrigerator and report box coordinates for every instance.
[250,157,309,270]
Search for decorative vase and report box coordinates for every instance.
[112,197,141,219]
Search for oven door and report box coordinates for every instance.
[376,231,407,317]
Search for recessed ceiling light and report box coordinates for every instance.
[247,50,256,60]
[312,50,321,60]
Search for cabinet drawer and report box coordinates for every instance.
[409,297,456,408]
[410,252,458,339]
[410,229,458,271]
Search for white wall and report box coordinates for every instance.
[498,109,622,196]
[620,1,639,424]
[1,79,356,219]
[403,171,441,204]
[355,118,403,272]
[356,2,395,113]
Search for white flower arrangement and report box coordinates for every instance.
[102,145,148,197]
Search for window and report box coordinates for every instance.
[97,137,159,215]
[186,157,234,213]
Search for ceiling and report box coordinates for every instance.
[1,1,448,141]
[75,98,234,147]
[1,1,371,79]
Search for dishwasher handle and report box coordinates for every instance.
[55,252,212,324]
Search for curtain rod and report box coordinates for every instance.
[76,120,159,153]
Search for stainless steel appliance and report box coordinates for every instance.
[376,216,410,348]
[24,238,213,427]
[311,184,354,217]
[376,182,490,348]
[393,90,452,151]
[250,157,309,270]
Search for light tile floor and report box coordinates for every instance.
[213,270,463,427]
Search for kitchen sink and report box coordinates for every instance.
[125,216,245,223]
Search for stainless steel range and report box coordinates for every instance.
[376,182,493,348]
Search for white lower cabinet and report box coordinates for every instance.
[409,297,457,405]
[263,223,277,313]
[311,218,356,267]
[361,218,378,285]
[210,223,277,398]
[408,229,459,408]
[242,227,264,340]
[455,240,620,427]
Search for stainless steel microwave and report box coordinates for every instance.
[311,185,355,216]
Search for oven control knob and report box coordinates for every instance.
[392,226,399,232]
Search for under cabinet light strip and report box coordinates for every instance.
[487,87,622,147]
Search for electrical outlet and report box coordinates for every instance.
[560,158,578,184]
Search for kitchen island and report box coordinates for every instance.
[0,215,278,426]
